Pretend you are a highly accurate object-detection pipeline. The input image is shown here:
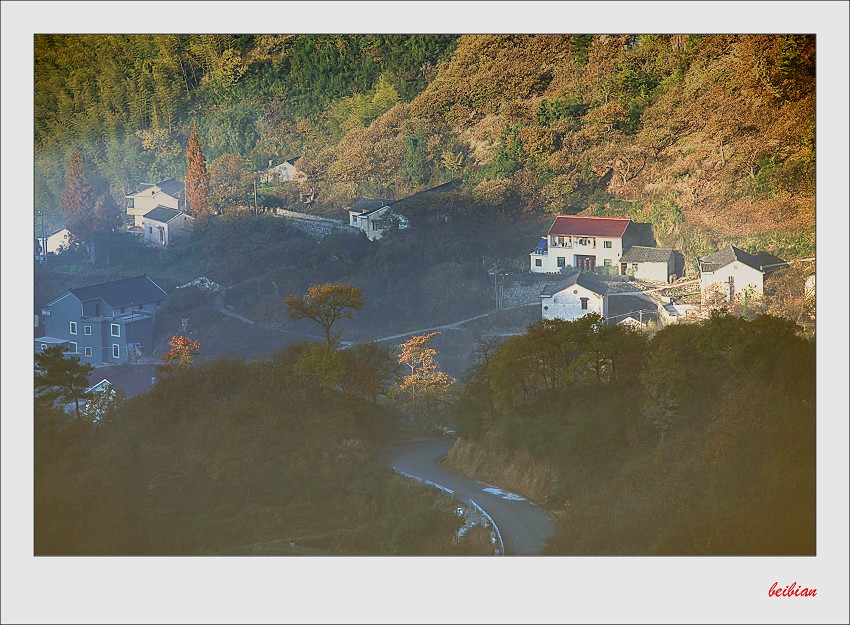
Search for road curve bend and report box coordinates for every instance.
[384,439,556,555]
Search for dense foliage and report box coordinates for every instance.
[455,312,815,554]
[35,345,471,555]
[35,34,814,260]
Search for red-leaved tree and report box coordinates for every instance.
[185,127,211,216]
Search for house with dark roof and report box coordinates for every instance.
[530,215,637,274]
[140,206,195,246]
[259,157,306,183]
[348,197,409,240]
[541,271,661,327]
[540,271,609,320]
[37,275,168,366]
[125,178,185,226]
[698,245,764,302]
[619,245,676,283]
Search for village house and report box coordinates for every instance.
[618,245,676,283]
[348,198,409,241]
[259,157,306,183]
[540,271,608,321]
[530,215,636,273]
[541,271,661,328]
[698,245,764,302]
[39,228,72,255]
[125,178,185,227]
[36,274,168,366]
[140,206,195,246]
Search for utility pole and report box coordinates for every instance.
[254,178,259,215]
[743,289,749,321]
[37,211,47,268]
[493,259,499,311]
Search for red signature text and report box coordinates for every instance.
[768,582,817,597]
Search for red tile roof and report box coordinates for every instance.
[547,215,631,238]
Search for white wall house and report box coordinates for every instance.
[530,216,634,274]
[259,157,305,183]
[126,178,185,226]
[348,198,409,241]
[540,272,608,321]
[619,246,676,283]
[141,207,195,247]
[698,245,764,302]
[42,228,72,254]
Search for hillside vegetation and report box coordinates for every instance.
[450,312,815,555]
[35,34,815,261]
[35,346,475,555]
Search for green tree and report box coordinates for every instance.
[284,283,364,345]
[35,346,94,443]
[340,342,400,402]
[185,126,211,216]
[61,152,96,246]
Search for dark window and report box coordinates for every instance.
[111,324,120,337]
[84,325,92,335]
[580,298,589,310]
[84,347,92,357]
[604,259,612,267]
[149,227,153,233]
[604,241,612,249]
[112,344,120,359]
[557,257,566,268]
[69,342,77,353]
[535,259,542,267]
[69,321,77,335]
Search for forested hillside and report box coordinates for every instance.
[449,311,815,555]
[35,34,815,259]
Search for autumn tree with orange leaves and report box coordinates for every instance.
[395,332,455,420]
[284,283,363,345]
[158,336,201,373]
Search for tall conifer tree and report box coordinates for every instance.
[61,152,95,243]
[185,127,211,216]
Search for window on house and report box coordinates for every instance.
[632,263,639,271]
[111,324,120,337]
[69,321,77,335]
[604,259,612,267]
[550,236,557,246]
[112,344,120,359]
[604,241,613,249]
[149,227,153,234]
[535,259,542,267]
[727,276,735,284]
[84,325,92,335]
[69,342,77,353]
[580,298,589,310]
[557,257,566,268]
[372,222,380,231]
[557,236,565,246]
[84,347,92,357]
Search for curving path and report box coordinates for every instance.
[383,439,556,555]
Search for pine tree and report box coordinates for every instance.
[61,152,95,244]
[185,127,211,216]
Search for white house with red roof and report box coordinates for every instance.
[530,215,635,274]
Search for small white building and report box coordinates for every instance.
[348,198,409,241]
[141,206,195,247]
[619,246,676,283]
[540,272,608,321]
[126,178,185,226]
[41,228,72,255]
[259,157,306,184]
[530,215,635,274]
[698,245,764,302]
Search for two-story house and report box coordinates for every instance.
[530,216,635,274]
[126,178,185,227]
[698,245,764,302]
[36,275,168,366]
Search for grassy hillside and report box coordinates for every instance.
[35,34,815,262]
